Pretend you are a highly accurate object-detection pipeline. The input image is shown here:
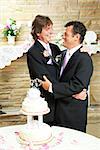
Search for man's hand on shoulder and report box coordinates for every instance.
[80,46,92,56]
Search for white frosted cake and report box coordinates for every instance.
[21,87,50,115]
[20,87,52,144]
[19,121,52,144]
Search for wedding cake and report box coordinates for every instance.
[21,87,49,115]
[19,121,52,144]
[20,85,52,144]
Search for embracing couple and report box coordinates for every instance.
[27,15,93,132]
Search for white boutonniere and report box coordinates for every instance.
[55,50,66,66]
[42,50,50,58]
[55,54,62,63]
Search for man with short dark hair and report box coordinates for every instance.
[40,21,93,132]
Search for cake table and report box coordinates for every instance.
[0,125,99,150]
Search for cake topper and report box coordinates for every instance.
[31,78,42,88]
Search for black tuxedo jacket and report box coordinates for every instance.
[53,48,93,132]
[27,40,61,123]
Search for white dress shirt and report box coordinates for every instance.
[38,39,52,64]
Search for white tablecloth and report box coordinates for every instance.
[0,125,99,150]
[0,42,99,69]
[0,41,33,69]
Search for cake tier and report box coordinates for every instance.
[20,107,50,115]
[21,87,50,115]
[19,122,52,144]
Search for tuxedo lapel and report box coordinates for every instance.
[49,44,59,66]
[60,50,67,67]
[35,40,50,63]
[49,44,55,57]
[35,40,45,52]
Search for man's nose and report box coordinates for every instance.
[50,30,53,35]
[50,28,54,34]
[62,34,65,39]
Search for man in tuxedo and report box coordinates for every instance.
[27,15,61,125]
[40,21,93,132]
[27,16,87,126]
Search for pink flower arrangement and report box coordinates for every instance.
[2,18,20,37]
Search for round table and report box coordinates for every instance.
[0,125,99,150]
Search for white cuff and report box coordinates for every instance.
[48,83,53,93]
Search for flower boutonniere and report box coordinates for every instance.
[42,50,50,58]
[55,50,66,65]
[55,54,62,63]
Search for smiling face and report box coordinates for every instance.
[37,24,53,44]
[31,15,53,41]
[63,25,80,49]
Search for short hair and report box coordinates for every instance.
[31,15,53,40]
[65,21,87,43]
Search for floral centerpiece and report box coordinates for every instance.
[2,18,21,44]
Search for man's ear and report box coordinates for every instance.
[75,33,80,41]
[37,33,40,37]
